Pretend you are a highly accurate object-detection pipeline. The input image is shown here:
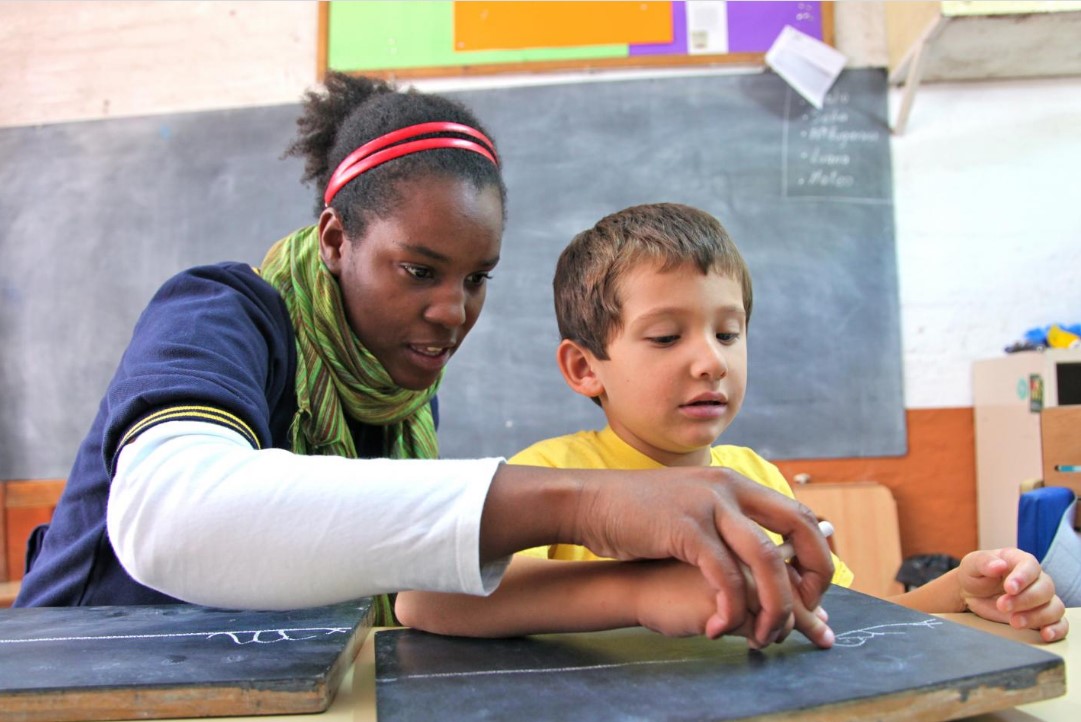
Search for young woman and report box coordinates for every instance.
[16,74,833,649]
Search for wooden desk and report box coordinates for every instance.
[126,609,1078,722]
[934,611,1077,722]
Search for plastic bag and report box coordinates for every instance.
[895,553,960,591]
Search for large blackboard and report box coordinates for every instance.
[0,598,373,721]
[439,69,904,462]
[375,586,1064,722]
[0,69,904,479]
[0,104,313,479]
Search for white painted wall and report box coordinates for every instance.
[2,1,1077,410]
[0,1,318,127]
[890,76,1081,408]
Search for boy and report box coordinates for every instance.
[396,203,1067,645]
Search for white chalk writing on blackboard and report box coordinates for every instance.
[0,626,351,646]
[781,86,889,203]
[833,618,943,647]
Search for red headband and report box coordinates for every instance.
[323,121,499,207]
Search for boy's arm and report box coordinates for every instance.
[398,554,833,645]
[888,548,1069,643]
[397,555,721,639]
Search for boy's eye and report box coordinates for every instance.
[717,332,741,344]
[649,335,679,346]
[403,264,434,281]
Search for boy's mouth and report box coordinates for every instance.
[679,394,729,420]
[682,392,728,407]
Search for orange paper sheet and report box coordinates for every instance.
[454,1,673,51]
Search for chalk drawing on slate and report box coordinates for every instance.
[0,625,353,646]
[0,598,376,721]
[380,657,707,683]
[832,618,944,648]
[378,617,945,682]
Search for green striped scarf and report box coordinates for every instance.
[259,224,441,625]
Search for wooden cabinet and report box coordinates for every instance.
[973,349,1081,550]
[1041,407,1081,496]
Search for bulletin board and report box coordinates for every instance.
[321,1,834,79]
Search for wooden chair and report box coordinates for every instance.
[792,481,905,598]
[0,479,66,606]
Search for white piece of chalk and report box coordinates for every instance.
[777,520,834,562]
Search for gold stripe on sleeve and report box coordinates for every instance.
[118,405,261,450]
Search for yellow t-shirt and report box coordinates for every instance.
[510,426,854,587]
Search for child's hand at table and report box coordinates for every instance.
[632,559,718,638]
[633,560,834,649]
[958,548,1069,642]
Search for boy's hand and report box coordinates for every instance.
[573,466,834,649]
[632,560,722,637]
[719,559,834,649]
[959,548,1069,642]
[633,560,834,649]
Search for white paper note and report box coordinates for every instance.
[765,25,847,109]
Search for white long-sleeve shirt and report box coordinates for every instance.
[108,420,509,609]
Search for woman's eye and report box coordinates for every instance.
[403,264,434,281]
[467,272,494,287]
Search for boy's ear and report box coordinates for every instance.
[317,207,346,277]
[556,339,605,400]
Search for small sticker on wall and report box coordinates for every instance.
[1029,374,1044,413]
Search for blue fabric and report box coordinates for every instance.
[15,261,431,608]
[1018,486,1076,561]
[1040,499,1081,606]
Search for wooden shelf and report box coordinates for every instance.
[886,1,1081,133]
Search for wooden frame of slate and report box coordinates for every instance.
[375,587,1065,722]
[0,598,374,721]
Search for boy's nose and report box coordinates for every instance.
[692,339,728,379]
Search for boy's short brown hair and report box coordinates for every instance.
[554,203,752,360]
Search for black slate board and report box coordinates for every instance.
[0,598,374,721]
[375,587,1064,722]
